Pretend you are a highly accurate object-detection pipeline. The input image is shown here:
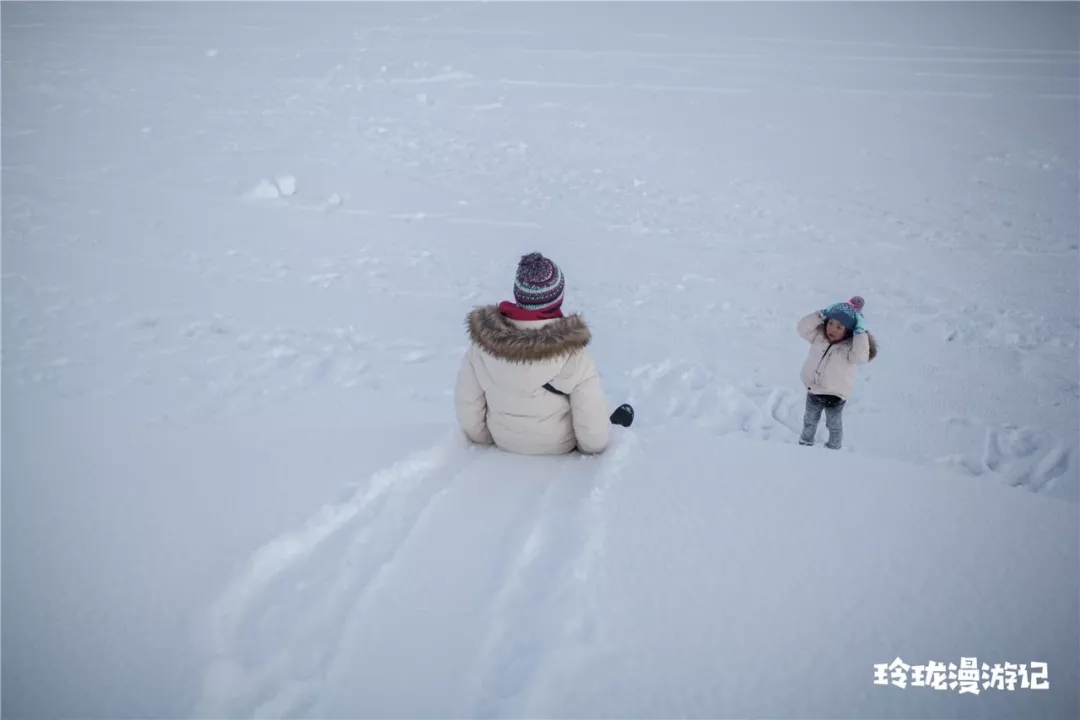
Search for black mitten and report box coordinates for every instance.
[610,403,634,427]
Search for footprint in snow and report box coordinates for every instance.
[983,426,1071,491]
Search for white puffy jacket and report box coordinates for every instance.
[454,305,611,455]
[797,311,877,400]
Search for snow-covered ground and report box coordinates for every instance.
[2,1,1077,718]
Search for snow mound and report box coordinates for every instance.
[275,176,296,197]
[244,176,297,201]
[244,179,282,201]
[193,426,1078,719]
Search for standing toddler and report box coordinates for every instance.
[796,296,877,449]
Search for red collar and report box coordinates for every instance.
[498,300,564,321]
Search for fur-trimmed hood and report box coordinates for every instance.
[465,304,591,363]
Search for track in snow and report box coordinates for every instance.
[193,432,639,719]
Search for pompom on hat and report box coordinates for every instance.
[513,252,565,312]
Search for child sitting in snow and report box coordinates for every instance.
[795,296,877,450]
[454,252,631,456]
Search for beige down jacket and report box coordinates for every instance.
[454,305,611,455]
[797,311,878,400]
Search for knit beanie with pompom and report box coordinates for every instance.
[825,295,865,332]
[513,252,565,312]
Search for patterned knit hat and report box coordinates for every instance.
[825,296,865,332]
[513,252,565,312]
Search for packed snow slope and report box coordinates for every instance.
[2,1,1078,718]
[191,428,1078,720]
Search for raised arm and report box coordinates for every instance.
[848,326,871,364]
[797,310,825,342]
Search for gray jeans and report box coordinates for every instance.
[799,393,845,449]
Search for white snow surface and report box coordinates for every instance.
[2,2,1078,718]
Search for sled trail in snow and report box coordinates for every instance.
[194,433,466,717]
[194,433,639,719]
